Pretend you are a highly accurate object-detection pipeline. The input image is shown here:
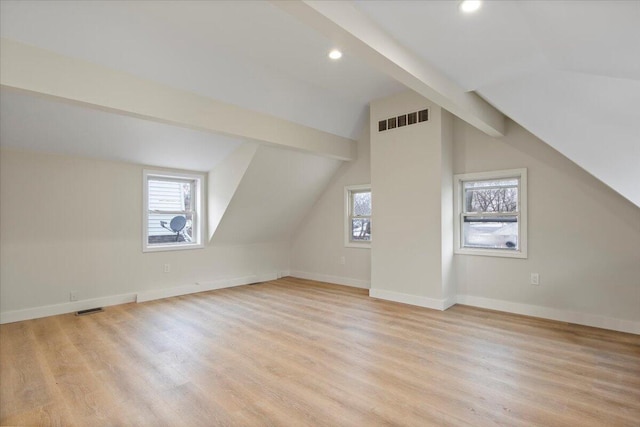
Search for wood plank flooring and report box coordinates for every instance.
[1,278,639,426]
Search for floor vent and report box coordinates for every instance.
[378,108,429,132]
[76,307,104,316]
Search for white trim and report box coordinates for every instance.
[454,168,527,259]
[367,289,639,334]
[256,271,279,283]
[136,272,279,303]
[142,243,205,253]
[290,270,370,289]
[143,169,206,253]
[0,272,282,323]
[0,293,137,324]
[136,275,262,303]
[369,288,450,311]
[3,282,636,335]
[456,295,640,335]
[454,247,526,259]
[277,270,291,279]
[344,184,372,249]
[442,295,457,310]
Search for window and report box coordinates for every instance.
[143,170,205,252]
[345,185,371,248]
[454,169,527,258]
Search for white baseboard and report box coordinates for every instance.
[136,273,277,303]
[1,272,282,323]
[442,295,457,310]
[278,270,291,279]
[0,293,137,324]
[4,278,636,335]
[257,271,279,283]
[289,270,370,289]
[369,288,450,311]
[456,295,640,335]
[366,290,638,334]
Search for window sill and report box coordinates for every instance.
[454,247,527,259]
[143,243,205,253]
[345,242,371,249]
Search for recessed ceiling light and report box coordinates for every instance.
[328,49,342,60]
[460,0,482,13]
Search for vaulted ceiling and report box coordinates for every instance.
[1,0,638,206]
[354,0,639,206]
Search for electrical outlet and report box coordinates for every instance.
[69,291,78,302]
[163,263,171,273]
[530,273,540,286]
[340,256,346,265]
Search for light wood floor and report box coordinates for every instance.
[1,278,639,426]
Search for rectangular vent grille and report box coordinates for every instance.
[76,307,104,316]
[378,108,429,132]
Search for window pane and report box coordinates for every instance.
[148,213,193,245]
[351,218,371,241]
[144,171,203,252]
[353,191,371,216]
[148,179,192,211]
[463,217,518,250]
[464,183,518,213]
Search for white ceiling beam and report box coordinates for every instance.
[273,0,506,137]
[0,38,356,161]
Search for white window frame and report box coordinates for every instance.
[454,168,527,259]
[143,169,205,253]
[344,184,372,249]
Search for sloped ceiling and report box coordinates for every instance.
[0,0,638,207]
[211,144,342,245]
[0,0,403,140]
[0,89,241,172]
[355,0,640,206]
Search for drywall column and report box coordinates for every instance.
[369,90,455,309]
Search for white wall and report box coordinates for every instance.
[0,148,289,321]
[290,91,639,333]
[289,124,372,288]
[212,145,342,245]
[453,118,640,329]
[208,142,258,241]
[440,110,455,303]
[2,110,638,333]
[369,91,452,307]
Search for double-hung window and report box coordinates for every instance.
[454,169,527,258]
[345,185,371,248]
[143,170,205,252]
